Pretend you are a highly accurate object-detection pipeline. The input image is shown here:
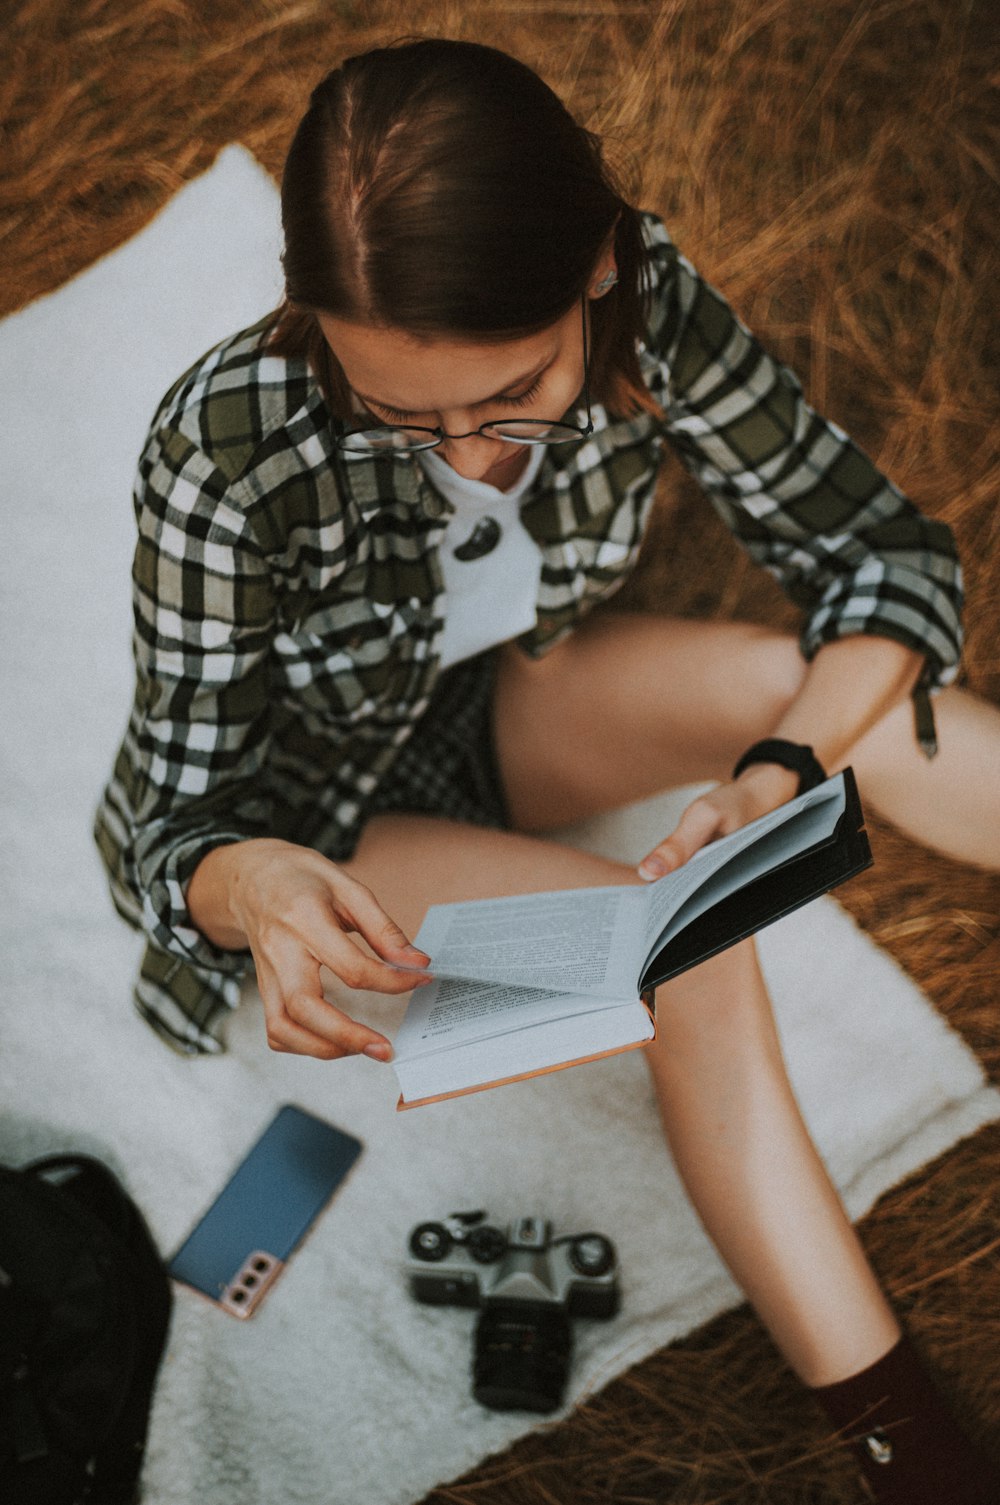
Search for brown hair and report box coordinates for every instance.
[266,38,659,421]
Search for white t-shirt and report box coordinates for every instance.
[418,445,546,669]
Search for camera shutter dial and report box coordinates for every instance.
[409,1222,452,1261]
[468,1225,507,1264]
[568,1234,615,1278]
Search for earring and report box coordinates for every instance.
[594,269,618,295]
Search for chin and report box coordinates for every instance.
[484,444,528,479]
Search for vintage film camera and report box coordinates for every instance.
[406,1210,620,1413]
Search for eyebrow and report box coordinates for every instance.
[354,354,554,416]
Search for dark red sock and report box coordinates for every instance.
[811,1336,999,1504]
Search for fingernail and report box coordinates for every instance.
[638,858,666,881]
[403,945,430,961]
[363,1042,392,1062]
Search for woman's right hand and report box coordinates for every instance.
[186,838,432,1061]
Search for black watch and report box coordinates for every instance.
[731,738,827,794]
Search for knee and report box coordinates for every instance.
[742,629,808,730]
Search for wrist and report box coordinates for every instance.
[733,760,801,805]
[732,737,827,794]
[188,838,288,950]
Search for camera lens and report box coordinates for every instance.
[568,1234,615,1278]
[473,1301,572,1414]
[409,1222,452,1261]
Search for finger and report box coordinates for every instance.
[283,989,395,1061]
[327,875,431,967]
[638,800,723,879]
[266,1014,361,1061]
[255,956,357,1060]
[313,918,433,995]
[269,891,432,994]
[255,943,398,1061]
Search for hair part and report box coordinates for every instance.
[267,38,659,420]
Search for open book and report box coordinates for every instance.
[391,769,871,1108]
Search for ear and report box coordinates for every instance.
[589,266,619,298]
[588,220,621,298]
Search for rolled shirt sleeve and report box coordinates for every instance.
[643,224,964,685]
[98,422,277,978]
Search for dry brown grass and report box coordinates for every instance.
[3,1,998,1500]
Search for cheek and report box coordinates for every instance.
[549,358,587,413]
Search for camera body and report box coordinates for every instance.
[406,1211,619,1412]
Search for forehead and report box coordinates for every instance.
[315,307,575,411]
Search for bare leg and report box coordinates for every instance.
[342,616,995,1387]
[343,812,632,936]
[493,615,808,828]
[494,611,1000,868]
[644,936,900,1385]
[841,685,1000,866]
[345,814,900,1386]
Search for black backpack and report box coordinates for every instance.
[0,1154,172,1505]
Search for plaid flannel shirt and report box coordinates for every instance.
[95,213,963,1054]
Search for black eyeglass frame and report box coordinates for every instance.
[333,295,594,454]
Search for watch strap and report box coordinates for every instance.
[731,738,827,794]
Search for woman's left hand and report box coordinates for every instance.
[637,762,802,879]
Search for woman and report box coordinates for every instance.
[96,37,999,1502]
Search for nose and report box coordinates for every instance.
[436,428,509,482]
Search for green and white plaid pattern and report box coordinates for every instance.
[95,213,963,1054]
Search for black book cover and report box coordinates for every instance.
[640,767,872,995]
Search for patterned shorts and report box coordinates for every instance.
[363,648,512,836]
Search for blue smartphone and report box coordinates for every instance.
[168,1104,364,1318]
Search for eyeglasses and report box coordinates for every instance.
[334,296,593,454]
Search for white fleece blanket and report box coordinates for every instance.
[2,145,997,1505]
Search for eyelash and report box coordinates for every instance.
[373,374,546,425]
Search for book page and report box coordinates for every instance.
[640,779,845,969]
[637,778,844,968]
[395,776,848,1066]
[412,885,647,998]
[393,974,639,1062]
[394,997,654,1103]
